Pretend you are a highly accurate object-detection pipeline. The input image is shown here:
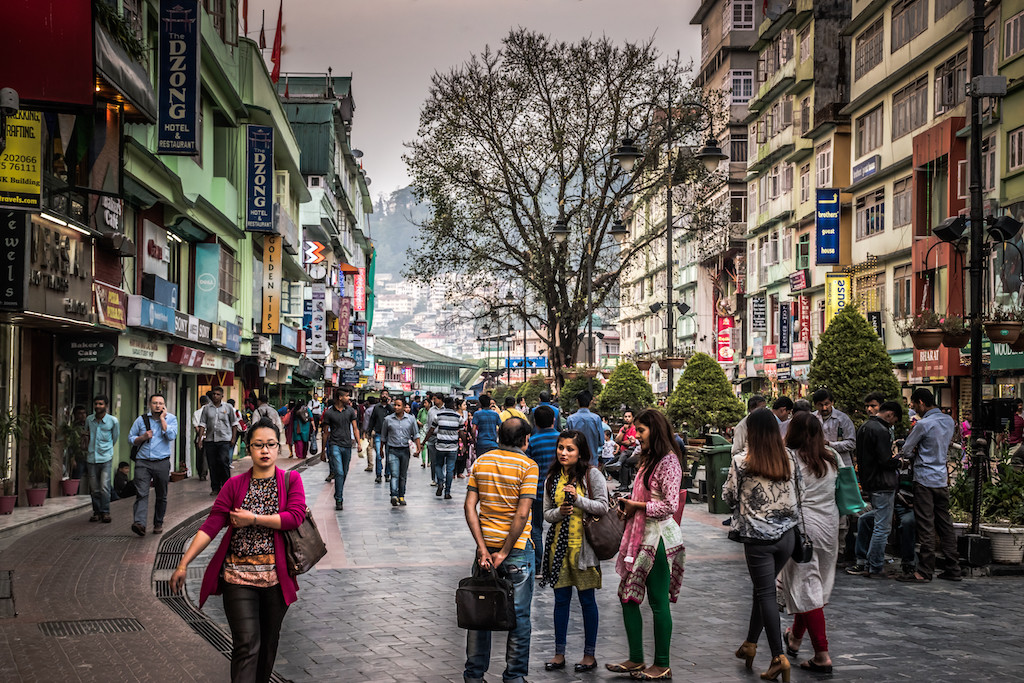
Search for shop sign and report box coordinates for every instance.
[374,364,386,382]
[815,188,840,265]
[716,316,734,363]
[168,344,205,367]
[337,300,351,349]
[255,335,272,361]
[353,268,366,312]
[0,110,42,209]
[173,311,190,340]
[263,234,282,333]
[59,339,116,365]
[245,125,274,231]
[142,219,169,279]
[93,196,122,234]
[210,323,227,347]
[277,324,298,351]
[142,273,178,308]
[27,215,93,322]
[777,360,791,381]
[342,369,360,384]
[157,0,201,155]
[798,295,811,342]
[751,295,766,331]
[792,341,811,362]
[93,281,127,330]
[0,209,29,310]
[914,347,950,377]
[792,363,811,382]
[779,302,791,355]
[200,351,235,372]
[127,294,174,334]
[194,242,220,323]
[825,273,851,327]
[867,311,884,341]
[852,155,880,184]
[752,336,764,358]
[789,269,808,292]
[309,282,327,360]
[765,362,778,379]
[225,322,240,353]
[764,344,778,360]
[303,240,326,264]
[401,366,414,383]
[196,318,212,344]
[118,335,168,362]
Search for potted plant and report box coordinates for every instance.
[657,357,687,370]
[24,403,54,506]
[894,309,943,349]
[979,464,1024,564]
[0,410,21,514]
[635,358,653,371]
[58,421,87,496]
[983,307,1023,345]
[939,314,971,348]
[584,367,600,378]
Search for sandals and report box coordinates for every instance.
[784,628,800,658]
[801,659,834,674]
[630,668,672,680]
[606,662,646,673]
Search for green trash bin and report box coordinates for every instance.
[701,434,733,514]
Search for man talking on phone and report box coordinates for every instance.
[128,394,179,537]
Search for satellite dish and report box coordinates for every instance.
[364,176,372,186]
[765,0,787,20]
[351,149,364,158]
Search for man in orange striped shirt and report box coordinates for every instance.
[463,417,538,683]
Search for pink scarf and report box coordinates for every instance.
[619,456,685,569]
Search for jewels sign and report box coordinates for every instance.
[263,235,282,333]
[716,316,734,363]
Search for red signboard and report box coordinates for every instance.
[374,364,386,382]
[764,344,778,360]
[353,268,366,312]
[798,295,812,342]
[792,341,810,362]
[168,344,205,368]
[93,281,127,330]
[716,316,734,363]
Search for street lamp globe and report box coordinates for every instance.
[610,218,628,243]
[696,136,728,173]
[612,138,642,173]
[552,217,570,244]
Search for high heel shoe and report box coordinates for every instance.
[760,654,790,682]
[734,642,757,670]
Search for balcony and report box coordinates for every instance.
[749,125,795,173]
[749,58,796,113]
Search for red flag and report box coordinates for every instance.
[271,0,283,84]
[258,10,266,48]
[242,0,248,36]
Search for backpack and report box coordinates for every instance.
[281,410,293,428]
[129,415,152,462]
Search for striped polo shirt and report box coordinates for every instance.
[430,408,465,452]
[525,427,559,481]
[467,447,539,551]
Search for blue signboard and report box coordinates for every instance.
[277,325,298,351]
[302,299,313,335]
[352,348,365,370]
[245,125,275,231]
[157,0,201,155]
[129,296,175,334]
[815,188,840,265]
[194,243,220,322]
[505,356,549,369]
[225,322,241,353]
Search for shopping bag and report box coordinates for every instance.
[835,466,867,515]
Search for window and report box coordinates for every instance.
[1010,127,1024,172]
[799,26,811,62]
[782,163,793,194]
[759,234,770,283]
[203,0,237,44]
[759,175,769,212]
[957,159,969,199]
[892,76,928,139]
[893,264,913,319]
[730,133,748,162]
[781,228,792,265]
[800,96,811,134]
[983,134,996,192]
[768,164,781,199]
[935,0,963,21]
[984,22,998,77]
[1006,10,1024,59]
[729,70,755,105]
[857,105,884,157]
[816,141,832,188]
[702,25,711,63]
[730,190,747,223]
[724,1,755,32]
[770,97,793,136]
[796,233,810,270]
[122,0,143,40]
[855,18,884,80]
[799,164,810,203]
[934,50,968,115]
[856,188,886,240]
[892,0,928,52]
[748,182,758,218]
[219,244,240,305]
[893,177,912,227]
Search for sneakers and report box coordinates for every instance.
[867,571,889,580]
[391,496,399,507]
[375,477,382,484]
[444,493,453,500]
[399,497,407,506]
[101,514,111,523]
[845,564,869,576]
[430,480,436,486]
[335,501,344,511]
[385,475,392,482]
[325,473,336,482]
[435,485,444,497]
[89,514,100,523]
[364,466,373,472]
[131,523,146,537]
[152,525,163,534]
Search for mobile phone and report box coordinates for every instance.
[617,499,626,511]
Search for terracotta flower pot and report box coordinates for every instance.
[1009,334,1024,352]
[170,470,187,483]
[25,487,47,507]
[60,479,80,496]
[942,331,971,348]
[584,368,599,378]
[0,495,15,515]
[635,360,653,371]
[984,321,1023,345]
[658,357,686,370]
[909,329,944,350]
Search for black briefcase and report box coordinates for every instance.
[455,568,516,631]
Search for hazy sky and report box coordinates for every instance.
[246,0,701,198]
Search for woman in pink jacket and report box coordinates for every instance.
[171,418,307,683]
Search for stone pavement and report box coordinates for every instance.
[183,457,1024,683]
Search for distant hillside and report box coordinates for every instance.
[368,186,430,277]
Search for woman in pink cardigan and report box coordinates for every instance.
[171,418,307,683]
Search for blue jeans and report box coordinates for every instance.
[554,586,598,657]
[855,490,895,574]
[329,444,352,504]
[857,500,917,570]
[387,447,411,497]
[87,460,111,515]
[464,542,535,683]
[436,448,457,494]
[374,435,390,477]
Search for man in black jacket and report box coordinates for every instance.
[849,400,903,578]
[368,391,395,483]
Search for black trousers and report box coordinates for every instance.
[913,482,961,578]
[221,581,290,683]
[205,441,233,491]
[743,528,797,658]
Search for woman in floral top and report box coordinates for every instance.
[606,409,685,681]
[171,419,307,683]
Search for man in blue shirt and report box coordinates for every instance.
[85,395,119,524]
[532,391,561,433]
[127,394,179,537]
[898,388,961,583]
[566,390,604,462]
[472,394,502,455]
[525,404,558,568]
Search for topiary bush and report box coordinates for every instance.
[598,362,655,415]
[667,352,744,431]
[516,375,552,406]
[559,375,603,414]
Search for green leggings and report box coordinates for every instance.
[621,539,672,667]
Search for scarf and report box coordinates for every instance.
[541,470,582,587]
[619,455,685,570]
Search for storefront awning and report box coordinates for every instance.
[94,22,157,123]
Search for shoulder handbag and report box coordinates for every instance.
[129,415,152,462]
[835,465,867,515]
[281,470,327,575]
[455,567,516,631]
[580,469,624,561]
[791,454,814,564]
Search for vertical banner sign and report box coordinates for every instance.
[262,235,282,333]
[351,320,367,370]
[193,243,220,322]
[353,268,366,311]
[751,296,767,331]
[825,273,851,327]
[716,316,735,363]
[0,110,42,208]
[779,302,791,354]
[0,209,28,309]
[245,125,274,231]
[309,282,327,360]
[867,311,884,341]
[815,188,841,265]
[157,0,201,155]
[798,295,811,342]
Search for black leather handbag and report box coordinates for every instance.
[455,567,516,631]
[791,456,814,564]
[281,471,328,575]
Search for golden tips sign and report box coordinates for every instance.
[263,235,282,333]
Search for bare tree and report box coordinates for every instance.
[404,29,722,380]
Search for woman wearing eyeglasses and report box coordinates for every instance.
[170,418,307,683]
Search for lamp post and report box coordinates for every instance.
[611,90,726,394]
[506,323,514,386]
[481,323,491,391]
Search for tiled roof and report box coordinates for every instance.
[373,337,477,368]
